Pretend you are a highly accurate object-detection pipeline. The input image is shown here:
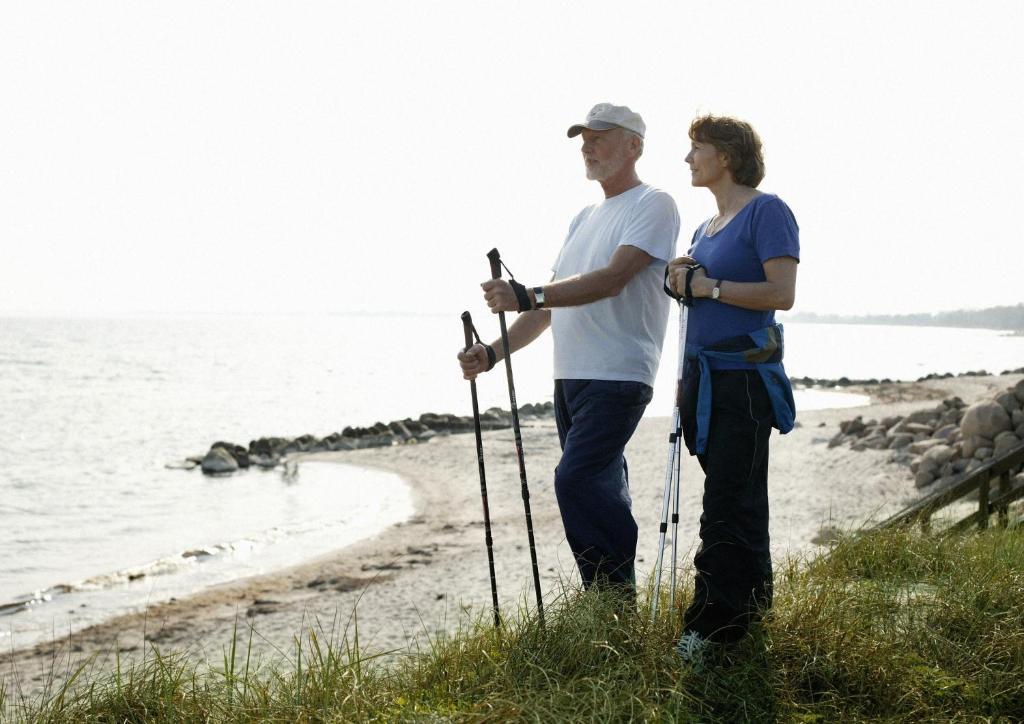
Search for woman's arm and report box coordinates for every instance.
[668,256,798,311]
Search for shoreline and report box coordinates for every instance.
[3,373,1021,699]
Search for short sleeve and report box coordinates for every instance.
[618,190,680,263]
[752,197,800,264]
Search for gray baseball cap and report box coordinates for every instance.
[567,103,646,139]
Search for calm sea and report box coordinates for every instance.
[2,313,1022,650]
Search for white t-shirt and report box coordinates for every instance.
[550,183,680,386]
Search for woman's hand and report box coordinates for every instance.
[667,256,697,296]
[667,255,716,298]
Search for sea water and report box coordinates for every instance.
[1,314,1022,650]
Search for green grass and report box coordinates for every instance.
[5,526,1024,722]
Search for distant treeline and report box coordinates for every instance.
[784,303,1024,332]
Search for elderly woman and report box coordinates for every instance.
[666,115,799,662]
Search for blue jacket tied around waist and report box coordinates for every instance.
[684,323,796,455]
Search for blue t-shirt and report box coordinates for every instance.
[687,193,800,369]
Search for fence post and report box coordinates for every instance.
[978,475,990,531]
[998,472,1010,528]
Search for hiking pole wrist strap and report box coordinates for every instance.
[463,312,499,372]
[684,264,703,307]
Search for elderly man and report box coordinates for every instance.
[458,103,680,596]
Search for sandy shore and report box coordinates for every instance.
[3,374,1019,700]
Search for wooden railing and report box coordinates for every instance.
[876,442,1024,534]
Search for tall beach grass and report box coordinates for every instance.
[4,525,1024,722]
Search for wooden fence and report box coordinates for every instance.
[876,442,1024,535]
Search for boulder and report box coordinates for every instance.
[211,442,249,469]
[996,391,1021,415]
[940,408,964,426]
[932,424,958,441]
[908,438,947,455]
[880,415,903,429]
[1017,423,1024,439]
[388,421,414,442]
[888,434,914,449]
[960,400,1011,440]
[201,447,238,474]
[1013,409,1024,427]
[922,444,957,466]
[961,435,993,459]
[903,422,935,436]
[993,432,1022,457]
[1014,379,1024,405]
[914,469,937,488]
[906,405,944,424]
[974,447,994,461]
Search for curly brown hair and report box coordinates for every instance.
[689,115,765,188]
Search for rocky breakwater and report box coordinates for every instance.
[831,379,1024,491]
[175,402,556,476]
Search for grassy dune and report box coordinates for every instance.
[5,526,1024,722]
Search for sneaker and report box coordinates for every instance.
[675,630,710,669]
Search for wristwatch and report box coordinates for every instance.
[533,286,546,309]
[711,279,723,300]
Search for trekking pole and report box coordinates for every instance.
[487,247,545,627]
[651,302,689,622]
[461,311,501,629]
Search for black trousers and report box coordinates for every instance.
[680,368,774,643]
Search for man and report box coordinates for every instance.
[458,103,680,596]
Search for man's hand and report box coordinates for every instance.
[482,279,520,313]
[457,343,491,381]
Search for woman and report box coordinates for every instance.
[666,115,799,663]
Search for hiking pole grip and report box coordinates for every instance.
[487,248,502,280]
[461,311,474,351]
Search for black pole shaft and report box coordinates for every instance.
[462,311,501,628]
[487,248,545,627]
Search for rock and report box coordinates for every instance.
[250,454,280,468]
[903,422,935,436]
[880,415,903,429]
[907,406,945,424]
[211,441,249,468]
[974,447,994,461]
[993,432,1022,457]
[388,421,414,442]
[1014,379,1024,405]
[915,469,937,488]
[964,459,985,474]
[960,400,1012,440]
[1017,423,1024,439]
[940,408,964,426]
[962,435,993,459]
[932,424,958,441]
[996,391,1021,415]
[889,434,914,449]
[417,429,437,442]
[201,447,238,474]
[952,458,971,473]
[828,431,848,449]
[908,438,947,455]
[1013,409,1024,427]
[922,444,956,466]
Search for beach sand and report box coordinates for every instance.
[3,373,1019,699]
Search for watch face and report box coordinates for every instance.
[712,287,720,300]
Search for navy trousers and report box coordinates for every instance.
[681,368,774,643]
[553,379,653,591]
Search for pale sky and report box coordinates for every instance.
[2,0,1022,317]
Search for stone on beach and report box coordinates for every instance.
[201,447,238,474]
[960,400,1012,440]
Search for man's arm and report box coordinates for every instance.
[457,309,551,380]
[482,245,655,313]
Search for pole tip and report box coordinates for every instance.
[486,248,500,262]
[460,310,471,323]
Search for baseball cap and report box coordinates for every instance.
[567,103,646,139]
